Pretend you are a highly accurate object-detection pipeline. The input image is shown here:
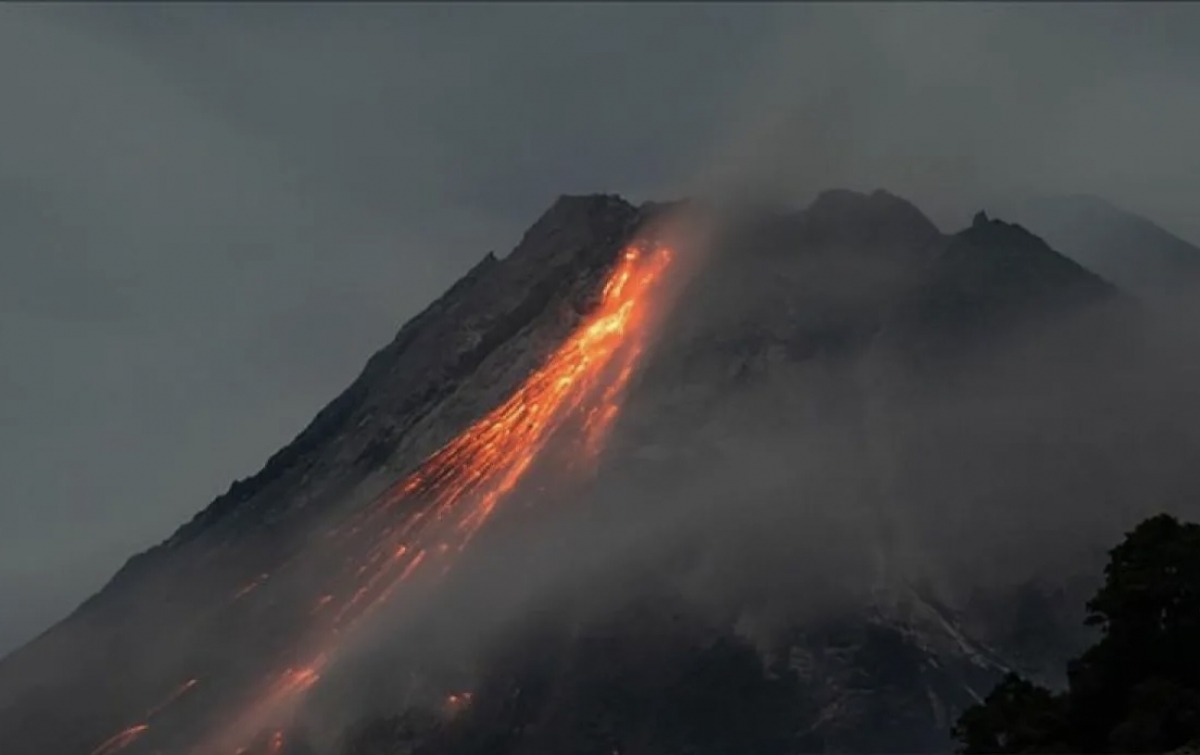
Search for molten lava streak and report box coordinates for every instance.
[124,243,674,755]
[318,242,675,634]
[88,679,201,755]
[90,725,150,755]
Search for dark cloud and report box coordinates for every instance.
[2,3,1200,653]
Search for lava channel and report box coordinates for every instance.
[130,242,675,755]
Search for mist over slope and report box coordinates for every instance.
[996,194,1200,303]
[3,189,1200,755]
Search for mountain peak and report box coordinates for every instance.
[901,211,1119,352]
[804,188,943,251]
[545,192,634,219]
[523,193,635,235]
[506,193,639,269]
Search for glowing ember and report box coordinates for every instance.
[233,574,270,601]
[445,691,474,714]
[192,664,324,755]
[145,678,200,720]
[274,666,321,697]
[89,724,149,755]
[89,677,201,755]
[191,243,676,754]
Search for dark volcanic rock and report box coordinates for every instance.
[900,213,1119,355]
[995,194,1200,302]
[642,189,946,402]
[803,188,943,253]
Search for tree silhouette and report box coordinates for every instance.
[954,514,1200,753]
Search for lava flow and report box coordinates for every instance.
[314,241,677,635]
[125,242,675,755]
[90,725,149,755]
[88,678,200,755]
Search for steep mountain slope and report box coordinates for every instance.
[3,189,1197,755]
[327,191,1156,755]
[995,194,1200,302]
[0,194,676,755]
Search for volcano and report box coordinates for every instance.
[3,190,1200,755]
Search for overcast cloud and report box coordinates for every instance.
[2,2,1199,654]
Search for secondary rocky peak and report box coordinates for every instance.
[802,188,942,252]
[993,194,1200,302]
[901,211,1120,353]
[956,213,1112,293]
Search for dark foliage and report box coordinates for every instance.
[953,514,1200,753]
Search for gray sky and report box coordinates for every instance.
[2,3,1199,654]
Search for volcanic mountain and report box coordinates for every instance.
[3,190,1199,755]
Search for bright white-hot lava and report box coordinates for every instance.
[95,242,676,755]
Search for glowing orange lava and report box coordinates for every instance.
[145,678,200,720]
[232,574,270,601]
[89,677,201,755]
[274,666,321,697]
[180,243,675,755]
[314,243,675,637]
[89,724,149,755]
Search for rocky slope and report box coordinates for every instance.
[994,194,1200,303]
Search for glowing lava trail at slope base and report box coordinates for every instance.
[166,242,677,754]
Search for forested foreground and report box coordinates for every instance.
[954,514,1200,754]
